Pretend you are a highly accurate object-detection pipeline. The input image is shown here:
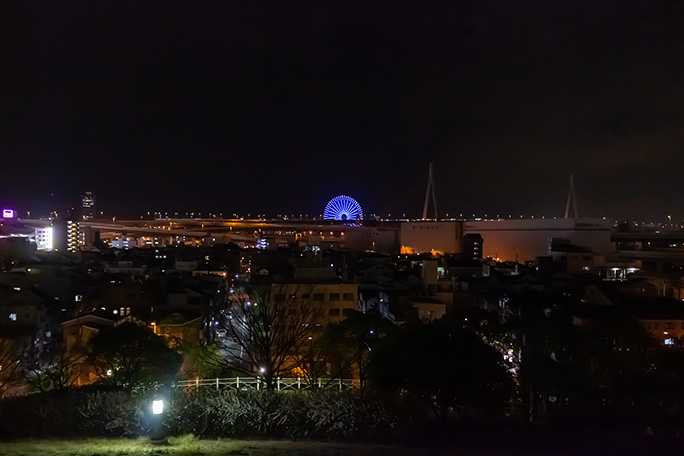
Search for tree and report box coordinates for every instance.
[506,303,585,422]
[180,341,227,379]
[88,322,182,391]
[0,331,26,396]
[222,283,327,389]
[646,344,684,409]
[577,311,652,404]
[317,310,392,394]
[496,298,653,422]
[369,318,513,419]
[24,340,86,392]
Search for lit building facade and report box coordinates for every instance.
[65,221,97,252]
[268,282,359,324]
[400,221,463,255]
[399,218,612,263]
[111,236,138,249]
[34,227,53,251]
[66,221,79,252]
[464,218,612,263]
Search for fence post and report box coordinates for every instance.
[236,377,240,389]
[195,378,199,388]
[297,377,301,389]
[318,378,322,388]
[277,377,281,391]
[339,378,342,391]
[256,377,260,391]
[216,377,220,389]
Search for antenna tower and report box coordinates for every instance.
[422,162,438,220]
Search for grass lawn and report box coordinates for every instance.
[0,435,469,456]
[0,433,661,456]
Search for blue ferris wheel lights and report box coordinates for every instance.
[324,195,363,221]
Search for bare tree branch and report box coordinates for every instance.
[0,327,31,396]
[222,283,327,388]
[24,340,86,392]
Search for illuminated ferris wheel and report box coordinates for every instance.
[324,195,363,221]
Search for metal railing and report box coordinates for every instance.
[177,376,359,391]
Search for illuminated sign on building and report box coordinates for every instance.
[2,209,15,218]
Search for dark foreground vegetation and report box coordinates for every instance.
[0,388,682,454]
[4,299,684,453]
[0,389,398,441]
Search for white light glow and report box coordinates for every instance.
[152,399,164,415]
[36,227,53,251]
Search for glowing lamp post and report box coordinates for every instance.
[257,367,266,390]
[152,399,164,415]
[149,396,167,445]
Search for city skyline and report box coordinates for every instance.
[1,1,683,220]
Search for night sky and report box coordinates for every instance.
[1,1,683,221]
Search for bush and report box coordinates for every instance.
[0,390,144,438]
[166,388,401,440]
[0,387,401,440]
[74,390,145,437]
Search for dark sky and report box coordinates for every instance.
[1,1,683,221]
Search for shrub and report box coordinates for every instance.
[166,388,401,440]
[0,387,402,441]
[0,390,143,438]
[74,390,145,437]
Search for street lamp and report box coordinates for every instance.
[257,367,267,390]
[152,399,164,415]
[149,396,167,445]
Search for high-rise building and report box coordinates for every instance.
[66,221,80,252]
[81,192,95,220]
[65,221,98,252]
